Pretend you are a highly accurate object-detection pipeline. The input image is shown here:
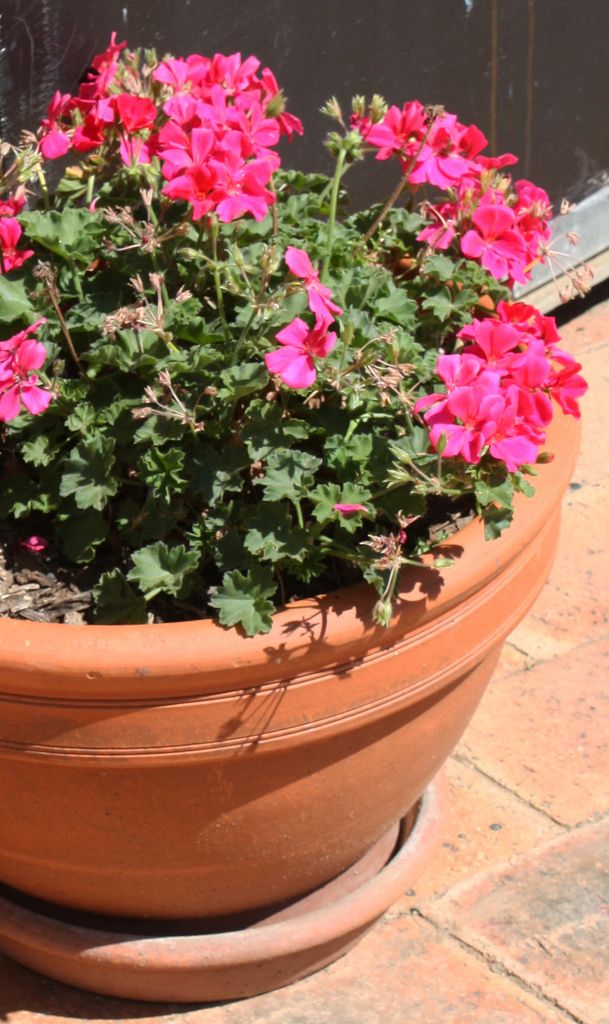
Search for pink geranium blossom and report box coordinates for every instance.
[20,535,49,554]
[114,94,157,133]
[366,101,427,161]
[265,317,336,389]
[428,384,503,464]
[333,503,368,514]
[0,320,52,422]
[77,32,126,102]
[0,218,34,273]
[460,202,527,284]
[284,247,342,328]
[39,90,72,158]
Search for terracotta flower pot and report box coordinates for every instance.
[0,413,579,930]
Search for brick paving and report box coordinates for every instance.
[1,299,608,1023]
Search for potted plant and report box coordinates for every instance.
[0,35,586,1001]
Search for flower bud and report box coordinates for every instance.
[369,94,388,123]
[265,91,286,118]
[373,598,393,627]
[320,96,343,123]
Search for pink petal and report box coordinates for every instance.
[265,347,316,388]
[20,381,53,415]
[333,503,368,514]
[285,246,316,280]
[275,318,309,350]
[40,130,71,159]
[0,385,21,421]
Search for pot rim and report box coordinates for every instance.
[0,411,580,696]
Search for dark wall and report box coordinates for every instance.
[1,0,608,208]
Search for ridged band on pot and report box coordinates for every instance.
[0,414,580,918]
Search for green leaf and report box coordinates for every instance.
[421,289,456,323]
[209,566,277,636]
[65,403,98,435]
[481,504,514,540]
[310,482,372,532]
[242,401,309,460]
[20,433,60,467]
[259,448,322,501]
[375,287,417,328]
[128,541,200,599]
[219,362,268,401]
[244,503,309,563]
[57,510,108,563]
[474,477,514,509]
[190,445,249,505]
[423,253,458,280]
[59,436,118,510]
[0,275,35,323]
[20,208,103,262]
[93,570,148,625]
[138,447,187,503]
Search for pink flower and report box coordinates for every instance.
[409,114,486,189]
[119,134,153,166]
[0,218,34,273]
[333,503,368,514]
[366,101,427,161]
[0,320,52,422]
[460,202,527,283]
[428,384,503,464]
[458,319,526,375]
[20,535,48,554]
[265,316,336,389]
[210,151,275,222]
[39,90,72,159]
[0,191,25,218]
[77,32,127,102]
[113,94,157,133]
[284,247,342,328]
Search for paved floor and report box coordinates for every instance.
[1,298,608,1024]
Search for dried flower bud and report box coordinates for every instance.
[129,274,145,294]
[149,272,165,292]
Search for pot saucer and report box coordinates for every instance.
[0,772,446,1003]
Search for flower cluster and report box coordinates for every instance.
[38,36,302,225]
[0,36,587,633]
[415,301,587,470]
[0,320,52,422]
[363,101,552,287]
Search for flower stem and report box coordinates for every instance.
[293,498,305,529]
[323,147,347,279]
[363,110,438,244]
[363,173,410,245]
[47,285,85,378]
[210,217,229,342]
